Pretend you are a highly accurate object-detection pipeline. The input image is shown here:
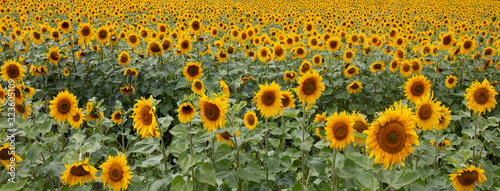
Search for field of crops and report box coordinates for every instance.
[0,0,500,190]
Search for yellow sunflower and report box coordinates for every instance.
[177,37,192,54]
[183,62,203,81]
[347,80,363,94]
[299,60,312,76]
[61,158,98,187]
[344,65,359,78]
[415,93,440,131]
[325,111,354,150]
[449,165,487,191]
[440,32,455,50]
[365,101,419,170]
[126,33,140,48]
[118,51,130,66]
[244,111,258,130]
[0,143,22,170]
[399,60,413,77]
[430,140,451,151]
[30,30,43,44]
[100,153,133,191]
[220,80,230,99]
[191,79,205,96]
[343,50,355,63]
[312,54,323,67]
[464,78,498,115]
[68,109,85,129]
[389,59,399,72]
[49,90,79,122]
[326,37,341,51]
[47,47,61,65]
[283,71,297,82]
[258,46,272,63]
[280,89,295,109]
[294,70,325,105]
[216,130,239,147]
[111,110,123,125]
[120,85,136,95]
[198,95,228,132]
[445,75,457,88]
[404,75,432,103]
[436,106,452,131]
[351,111,369,145]
[370,61,385,73]
[0,85,5,104]
[1,59,25,82]
[177,102,196,124]
[123,68,138,78]
[130,96,160,138]
[78,23,94,43]
[255,82,283,118]
[147,40,164,56]
[273,44,286,61]
[188,19,202,34]
[96,26,110,45]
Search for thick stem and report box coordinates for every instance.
[40,151,55,190]
[189,122,196,191]
[434,129,440,170]
[301,104,306,188]
[265,117,269,182]
[234,134,241,191]
[211,135,215,166]
[331,149,337,191]
[281,114,285,152]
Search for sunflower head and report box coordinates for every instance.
[294,70,325,105]
[191,79,205,96]
[111,110,123,125]
[47,47,61,65]
[1,59,26,82]
[351,111,369,145]
[99,153,133,191]
[124,68,138,78]
[415,93,440,131]
[404,75,432,103]
[449,165,487,191]
[120,85,136,95]
[198,95,228,132]
[284,71,297,82]
[178,37,192,54]
[96,26,110,45]
[244,111,258,130]
[347,80,363,94]
[254,82,283,118]
[0,143,23,169]
[61,158,98,187]
[216,130,238,147]
[69,109,85,128]
[177,102,196,124]
[325,111,355,150]
[280,89,296,109]
[147,40,164,56]
[49,90,79,122]
[130,96,159,138]
[464,78,498,115]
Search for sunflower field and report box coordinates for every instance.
[1,0,500,190]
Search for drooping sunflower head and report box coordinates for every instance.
[280,89,295,109]
[347,80,363,94]
[198,95,228,132]
[283,71,297,82]
[123,68,138,78]
[351,111,369,145]
[294,70,325,105]
[177,102,196,124]
[99,153,133,191]
[370,61,385,73]
[111,110,123,125]
[254,81,283,118]
[415,93,440,131]
[61,158,98,187]
[130,96,159,138]
[182,62,203,81]
[365,101,419,170]
[325,111,354,150]
[449,165,487,191]
[118,51,130,66]
[49,90,79,122]
[244,110,258,130]
[1,59,26,82]
[191,79,205,96]
[47,47,61,64]
[464,78,498,115]
[216,130,238,147]
[120,84,136,95]
[404,74,432,103]
[0,143,23,169]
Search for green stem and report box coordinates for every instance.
[265,117,269,183]
[281,114,285,152]
[189,122,196,191]
[434,129,440,170]
[211,135,215,166]
[120,123,126,152]
[472,115,477,163]
[331,149,337,191]
[234,133,241,191]
[301,104,307,188]
[156,114,169,175]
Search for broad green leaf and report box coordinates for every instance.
[236,161,263,183]
[179,152,200,173]
[195,163,217,186]
[0,179,27,191]
[131,138,159,154]
[38,120,52,135]
[347,152,372,169]
[149,178,171,190]
[389,169,420,189]
[355,172,378,191]
[305,156,326,174]
[139,155,163,168]
[171,176,193,191]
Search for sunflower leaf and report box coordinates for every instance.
[131,138,159,154]
[389,169,419,189]
[195,163,217,186]
[171,175,193,191]
[305,156,326,174]
[0,179,27,191]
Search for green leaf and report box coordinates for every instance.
[171,176,193,191]
[139,155,163,168]
[149,178,171,191]
[131,138,159,154]
[353,132,367,140]
[38,120,52,135]
[179,152,200,173]
[347,152,372,169]
[195,163,217,186]
[236,161,263,183]
[283,107,300,117]
[158,115,174,128]
[305,156,326,174]
[355,172,378,191]
[0,179,27,191]
[80,140,101,154]
[389,169,420,189]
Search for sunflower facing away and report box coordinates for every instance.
[100,153,133,191]
[365,101,420,170]
[347,80,363,94]
[449,165,487,191]
[464,78,498,115]
[61,158,98,187]
[351,111,369,145]
[294,70,325,105]
[177,102,196,123]
[0,143,22,169]
[325,111,354,150]
[111,110,123,125]
[120,85,136,95]
[1,59,25,82]
[191,79,205,96]
[415,93,441,131]
[244,111,258,130]
[254,81,283,118]
[216,130,239,147]
[198,95,228,132]
[130,96,160,138]
[183,62,203,81]
[49,90,79,122]
[404,75,432,103]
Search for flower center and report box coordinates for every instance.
[302,79,316,95]
[377,121,407,154]
[0,148,12,160]
[262,91,276,106]
[350,83,359,89]
[246,115,255,126]
[353,120,367,133]
[443,35,452,45]
[411,82,424,96]
[333,122,348,140]
[473,88,489,105]
[204,103,220,120]
[463,40,472,49]
[72,113,81,122]
[457,170,478,186]
[81,27,91,36]
[108,165,124,182]
[50,51,59,61]
[70,165,90,177]
[418,104,432,120]
[182,105,193,114]
[8,66,19,78]
[150,43,161,53]
[58,101,71,114]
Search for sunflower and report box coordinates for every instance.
[299,60,312,75]
[399,60,413,77]
[440,32,455,50]
[295,70,325,105]
[49,90,79,122]
[449,165,487,191]
[314,112,326,123]
[436,106,452,130]
[177,102,196,123]
[273,44,286,61]
[63,68,70,76]
[111,110,123,125]
[389,59,399,72]
[254,82,283,118]
[283,71,297,82]
[415,93,440,131]
[124,68,138,78]
[96,26,110,45]
[198,95,228,132]
[191,79,205,96]
[464,78,498,115]
[445,75,457,88]
[220,80,230,99]
[312,54,323,67]
[430,140,451,151]
[217,50,228,62]
[370,61,385,73]
[126,33,140,48]
[183,62,202,81]
[216,130,239,147]
[177,37,192,54]
[351,111,369,145]
[61,158,98,187]
[280,89,296,109]
[244,111,258,130]
[325,111,354,150]
[404,75,431,103]
[347,81,363,94]
[0,86,5,104]
[147,40,164,56]
[77,23,94,43]
[410,59,422,74]
[394,49,405,60]
[296,46,307,59]
[0,143,22,169]
[131,96,159,138]
[1,59,25,82]
[162,38,173,50]
[365,101,420,170]
[459,38,476,55]
[100,153,133,191]
[30,30,43,44]
[343,50,355,63]
[118,51,130,66]
[69,109,85,128]
[483,47,495,57]
[51,29,61,41]
[59,20,71,33]
[188,19,202,34]
[344,65,359,78]
[120,85,135,95]
[258,46,272,63]
[47,47,61,65]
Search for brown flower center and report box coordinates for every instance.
[141,106,153,126]
[353,120,367,133]
[377,121,407,154]
[220,131,232,139]
[182,105,193,114]
[33,32,41,39]
[204,103,220,120]
[443,35,452,45]
[120,54,129,63]
[246,115,255,126]
[108,165,124,182]
[457,170,478,186]
[274,46,283,57]
[297,48,305,55]
[62,22,69,29]
[262,91,276,106]
[333,122,348,140]
[350,83,360,90]
[373,63,382,70]
[162,40,171,50]
[0,148,12,160]
[72,113,81,122]
[473,88,490,105]
[50,51,59,61]
[187,65,199,77]
[58,100,71,114]
[418,104,432,120]
[129,35,137,44]
[463,40,472,49]
[150,43,161,53]
[302,78,317,95]
[70,165,90,177]
[181,40,189,49]
[7,65,19,78]
[346,52,353,59]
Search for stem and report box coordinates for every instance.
[189,122,196,191]
[120,123,125,152]
[331,149,337,191]
[264,117,269,183]
[234,134,241,191]
[281,114,285,152]
[211,135,215,166]
[156,114,169,175]
[40,151,55,191]
[472,115,477,163]
[434,129,440,170]
[301,104,306,188]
